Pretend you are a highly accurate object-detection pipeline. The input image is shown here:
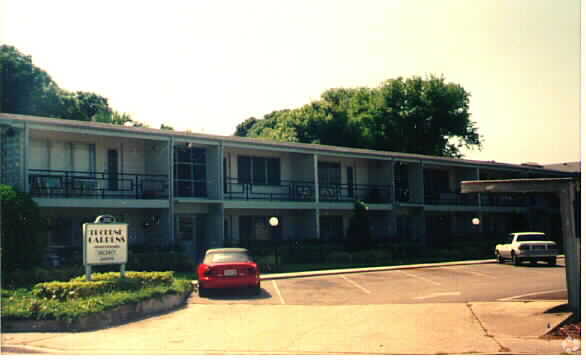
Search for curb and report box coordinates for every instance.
[2,288,193,333]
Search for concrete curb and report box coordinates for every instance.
[2,289,193,333]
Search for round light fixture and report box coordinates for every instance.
[269,216,279,227]
[472,217,480,225]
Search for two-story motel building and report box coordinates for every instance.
[0,113,573,261]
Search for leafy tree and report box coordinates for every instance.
[0,45,134,125]
[234,75,481,158]
[160,123,174,130]
[0,184,47,272]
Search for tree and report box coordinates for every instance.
[0,45,133,125]
[234,75,481,158]
[0,184,47,272]
[160,123,174,130]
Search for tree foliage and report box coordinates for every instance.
[234,75,481,158]
[0,45,144,126]
[0,184,47,272]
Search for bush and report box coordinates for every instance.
[0,185,47,272]
[70,271,174,286]
[127,252,195,272]
[3,279,193,321]
[1,266,85,289]
[326,251,352,264]
[32,271,176,301]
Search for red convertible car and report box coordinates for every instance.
[197,248,261,297]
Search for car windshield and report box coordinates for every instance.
[205,252,252,264]
[517,234,547,242]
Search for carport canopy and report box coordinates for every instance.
[461,177,580,317]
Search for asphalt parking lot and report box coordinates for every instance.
[190,259,567,305]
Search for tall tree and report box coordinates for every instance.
[234,75,481,158]
[0,45,134,125]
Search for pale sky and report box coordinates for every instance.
[0,0,581,165]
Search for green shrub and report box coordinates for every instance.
[127,252,195,272]
[3,279,193,321]
[1,266,85,289]
[326,251,352,264]
[70,271,174,286]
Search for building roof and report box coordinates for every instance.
[542,161,581,174]
[0,112,574,175]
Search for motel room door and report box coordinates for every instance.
[176,215,206,262]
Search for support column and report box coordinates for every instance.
[559,182,580,316]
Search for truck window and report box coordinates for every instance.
[517,234,547,242]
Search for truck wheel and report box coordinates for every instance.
[547,257,557,266]
[198,286,208,297]
[512,253,521,266]
[496,252,504,264]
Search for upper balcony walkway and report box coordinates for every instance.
[224,178,392,203]
[29,169,168,200]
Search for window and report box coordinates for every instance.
[318,162,341,185]
[174,146,207,197]
[238,156,280,185]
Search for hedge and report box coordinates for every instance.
[32,272,175,301]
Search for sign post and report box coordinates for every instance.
[82,215,128,281]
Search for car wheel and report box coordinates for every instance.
[252,283,261,296]
[198,286,207,297]
[512,253,521,266]
[547,257,557,266]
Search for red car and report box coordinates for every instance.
[197,248,261,297]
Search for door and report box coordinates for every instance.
[107,149,119,191]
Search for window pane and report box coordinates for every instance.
[267,158,280,185]
[253,158,266,184]
[238,156,251,183]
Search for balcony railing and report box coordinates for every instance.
[224,178,315,201]
[318,183,392,203]
[425,192,478,206]
[29,169,168,199]
[480,194,533,207]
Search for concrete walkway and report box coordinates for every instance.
[1,300,574,355]
[2,257,576,355]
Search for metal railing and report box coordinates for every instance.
[29,169,168,199]
[480,194,533,207]
[224,178,315,201]
[318,183,392,203]
[424,192,478,206]
[224,178,392,203]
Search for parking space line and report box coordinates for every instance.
[497,288,566,301]
[340,275,371,294]
[271,280,286,304]
[447,267,498,279]
[397,270,441,286]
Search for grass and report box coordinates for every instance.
[1,275,193,322]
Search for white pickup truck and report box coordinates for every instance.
[495,232,558,266]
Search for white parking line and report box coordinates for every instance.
[397,270,441,286]
[340,275,371,294]
[272,280,286,304]
[498,288,566,301]
[447,267,498,279]
[414,291,461,300]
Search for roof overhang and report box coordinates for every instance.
[461,177,578,194]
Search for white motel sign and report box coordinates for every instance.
[82,215,128,280]
[83,223,128,265]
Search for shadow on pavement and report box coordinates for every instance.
[199,288,272,300]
